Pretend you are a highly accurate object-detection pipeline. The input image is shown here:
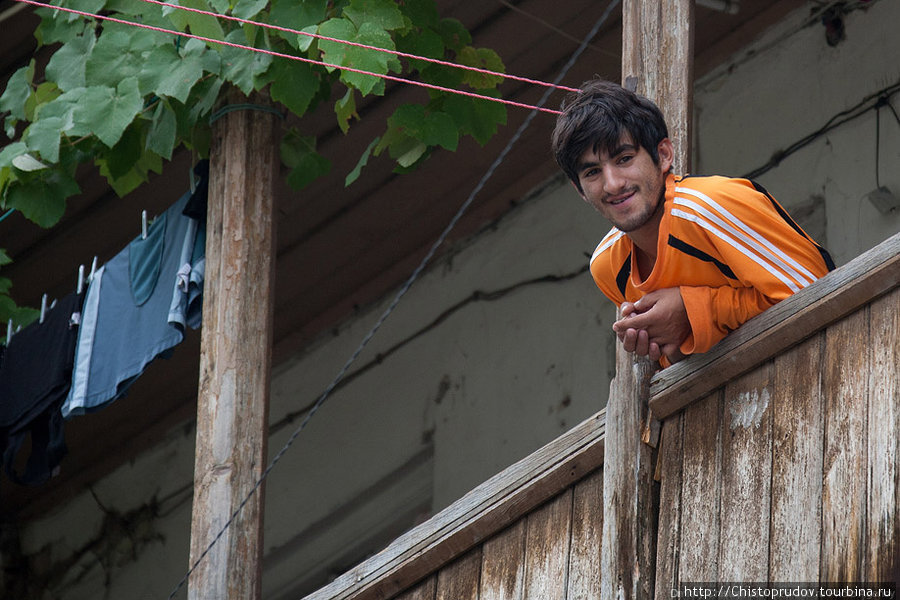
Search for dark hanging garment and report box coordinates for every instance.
[0,291,83,486]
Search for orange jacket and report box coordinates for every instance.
[590,174,834,356]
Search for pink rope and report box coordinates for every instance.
[134,0,581,94]
[15,0,563,115]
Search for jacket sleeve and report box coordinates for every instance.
[670,178,832,355]
[678,285,778,354]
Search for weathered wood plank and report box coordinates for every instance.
[769,334,824,580]
[302,410,605,600]
[718,365,773,581]
[651,232,900,419]
[821,309,868,581]
[435,549,481,600]
[567,469,603,600]
[654,414,683,600]
[479,520,525,600]
[601,345,658,600]
[658,0,694,176]
[189,95,278,600]
[678,392,722,583]
[522,491,572,598]
[864,288,899,581]
[394,576,436,600]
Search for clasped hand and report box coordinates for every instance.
[612,287,691,363]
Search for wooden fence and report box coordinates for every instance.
[304,231,899,600]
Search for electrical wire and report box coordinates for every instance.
[164,1,620,597]
[133,0,581,94]
[743,80,900,180]
[13,0,566,115]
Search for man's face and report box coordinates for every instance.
[575,135,673,235]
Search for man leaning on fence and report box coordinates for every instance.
[551,78,834,367]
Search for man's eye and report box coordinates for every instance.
[618,155,633,164]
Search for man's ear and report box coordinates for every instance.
[657,138,674,172]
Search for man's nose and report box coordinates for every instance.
[604,168,626,194]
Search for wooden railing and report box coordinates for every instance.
[302,231,899,600]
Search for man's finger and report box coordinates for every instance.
[621,328,638,352]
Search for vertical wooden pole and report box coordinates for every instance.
[189,95,278,600]
[602,2,694,599]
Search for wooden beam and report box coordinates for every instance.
[649,231,900,420]
[602,2,693,599]
[188,96,279,599]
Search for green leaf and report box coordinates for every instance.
[146,101,178,159]
[393,137,427,167]
[206,0,229,14]
[85,25,159,93]
[96,146,162,197]
[269,0,327,49]
[280,129,331,190]
[441,92,507,146]
[25,82,63,122]
[79,78,144,147]
[0,250,10,267]
[0,142,28,169]
[297,25,318,52]
[32,87,86,138]
[396,28,444,71]
[343,0,405,31]
[268,58,320,116]
[221,29,273,95]
[11,154,48,172]
[5,170,78,227]
[335,88,358,133]
[189,76,224,121]
[103,125,143,180]
[390,104,458,151]
[24,117,66,163]
[152,39,220,103]
[232,0,268,19]
[398,0,439,29]
[345,136,379,186]
[438,18,471,52]
[0,61,34,121]
[35,12,90,45]
[166,0,226,46]
[46,33,95,92]
[318,18,400,96]
[457,46,505,89]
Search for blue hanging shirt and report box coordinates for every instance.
[62,190,204,418]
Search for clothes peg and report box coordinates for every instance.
[40,293,48,324]
[77,264,85,295]
[142,210,148,240]
[89,256,98,283]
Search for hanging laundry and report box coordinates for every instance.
[0,291,83,485]
[62,186,206,419]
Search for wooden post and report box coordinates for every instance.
[601,2,693,599]
[188,95,278,600]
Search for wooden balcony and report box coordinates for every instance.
[303,231,899,599]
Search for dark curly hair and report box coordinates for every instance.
[551,79,669,193]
